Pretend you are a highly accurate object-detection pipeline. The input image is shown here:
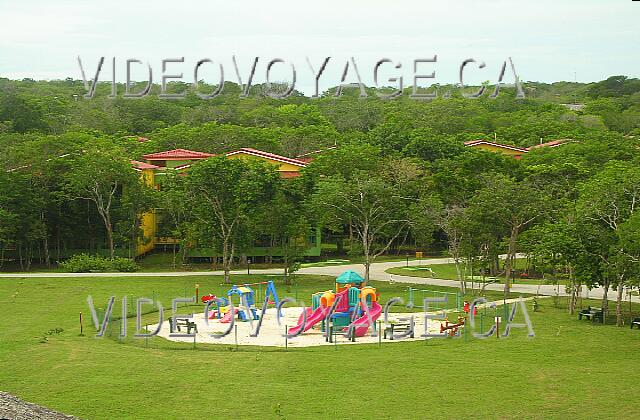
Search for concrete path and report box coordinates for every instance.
[1,257,636,303]
[295,258,638,304]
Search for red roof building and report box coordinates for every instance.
[296,146,338,163]
[464,139,528,159]
[527,139,569,150]
[131,160,160,171]
[136,147,308,176]
[142,149,215,161]
[225,148,308,168]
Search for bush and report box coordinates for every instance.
[109,257,139,272]
[60,254,139,273]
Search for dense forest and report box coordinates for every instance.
[1,75,640,326]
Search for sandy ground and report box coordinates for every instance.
[153,307,457,347]
[153,296,536,347]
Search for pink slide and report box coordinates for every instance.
[296,307,313,325]
[349,302,383,337]
[219,309,237,324]
[288,306,328,335]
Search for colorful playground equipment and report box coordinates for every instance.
[288,270,382,337]
[463,300,478,315]
[440,316,466,336]
[204,280,280,323]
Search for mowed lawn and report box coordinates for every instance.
[1,274,639,419]
[387,259,568,286]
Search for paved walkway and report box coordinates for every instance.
[296,258,639,304]
[1,257,636,303]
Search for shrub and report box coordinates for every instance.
[60,254,139,273]
[109,257,139,272]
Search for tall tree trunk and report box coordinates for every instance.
[97,209,115,259]
[362,223,370,284]
[106,224,114,259]
[41,211,50,267]
[336,236,344,255]
[504,227,518,295]
[284,253,290,286]
[348,222,354,252]
[568,264,577,315]
[56,210,61,261]
[43,236,50,268]
[26,243,32,271]
[615,276,625,327]
[181,243,188,265]
[222,237,231,284]
[454,257,466,294]
[364,260,370,284]
[601,278,610,315]
[490,252,499,277]
[172,242,178,269]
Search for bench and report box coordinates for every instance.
[168,317,198,334]
[578,307,604,323]
[384,323,414,340]
[631,317,640,330]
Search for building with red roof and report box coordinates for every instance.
[464,138,571,158]
[464,139,529,159]
[132,147,318,259]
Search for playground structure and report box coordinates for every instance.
[463,300,478,315]
[440,316,466,336]
[147,274,525,347]
[203,280,280,324]
[406,287,462,312]
[288,270,383,338]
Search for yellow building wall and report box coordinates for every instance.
[136,210,156,256]
[136,168,157,257]
[226,152,303,172]
[135,152,304,257]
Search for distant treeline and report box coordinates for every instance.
[0,76,639,155]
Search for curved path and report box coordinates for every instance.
[1,257,635,303]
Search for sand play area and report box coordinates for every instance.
[153,307,454,347]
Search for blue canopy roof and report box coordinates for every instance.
[336,270,365,284]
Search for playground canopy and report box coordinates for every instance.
[336,270,364,284]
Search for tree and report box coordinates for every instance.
[263,180,311,284]
[438,205,470,293]
[311,158,422,282]
[157,172,191,267]
[0,171,20,267]
[521,221,583,313]
[65,140,141,258]
[577,161,640,326]
[468,175,548,294]
[183,156,279,283]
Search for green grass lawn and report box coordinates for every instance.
[1,274,640,419]
[1,251,435,273]
[136,252,434,271]
[387,259,566,286]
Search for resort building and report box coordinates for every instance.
[464,138,569,158]
[463,139,529,159]
[131,148,320,260]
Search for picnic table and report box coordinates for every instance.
[578,306,604,323]
[383,322,415,340]
[631,317,640,330]
[168,317,198,334]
